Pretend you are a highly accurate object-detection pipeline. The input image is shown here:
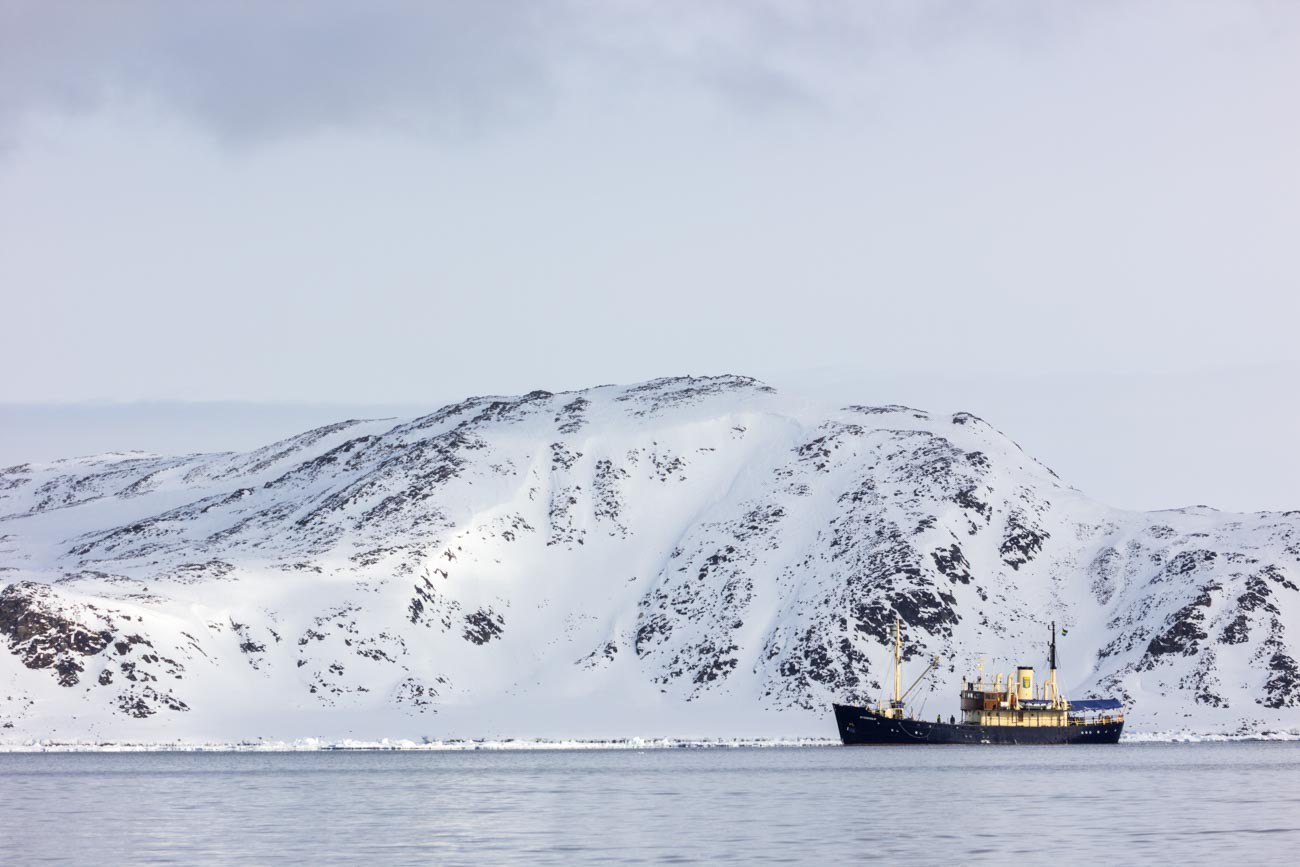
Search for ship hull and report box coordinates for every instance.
[833,703,1124,745]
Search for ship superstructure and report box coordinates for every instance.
[834,618,1124,745]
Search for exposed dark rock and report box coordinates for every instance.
[1142,583,1218,666]
[1262,652,1300,708]
[462,608,505,645]
[0,583,114,687]
[394,676,442,710]
[1000,510,1049,571]
[931,544,972,584]
[1157,550,1218,581]
[578,640,619,669]
[116,686,189,718]
[953,487,990,523]
[555,397,590,435]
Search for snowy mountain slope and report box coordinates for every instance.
[1,375,1297,741]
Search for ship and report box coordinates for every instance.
[833,618,1124,745]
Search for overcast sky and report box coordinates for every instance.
[1,1,1297,511]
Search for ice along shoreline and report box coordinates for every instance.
[3,730,1299,752]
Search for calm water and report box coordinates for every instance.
[1,743,1297,865]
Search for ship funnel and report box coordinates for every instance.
[1016,665,1034,701]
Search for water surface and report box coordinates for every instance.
[1,743,1296,864]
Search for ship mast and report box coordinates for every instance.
[893,615,902,706]
[1048,621,1059,703]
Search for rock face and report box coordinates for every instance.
[1,375,1298,739]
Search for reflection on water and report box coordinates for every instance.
[1,743,1297,864]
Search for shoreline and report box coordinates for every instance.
[3,730,1299,752]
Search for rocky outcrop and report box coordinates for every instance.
[0,582,114,686]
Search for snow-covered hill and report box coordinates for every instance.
[1,375,1297,742]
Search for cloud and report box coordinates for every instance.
[11,1,1289,146]
[0,1,576,143]
[0,1,834,144]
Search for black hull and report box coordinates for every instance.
[833,703,1123,745]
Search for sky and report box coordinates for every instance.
[1,1,1297,511]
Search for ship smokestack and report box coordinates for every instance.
[1016,665,1034,701]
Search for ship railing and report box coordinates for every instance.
[1067,712,1124,725]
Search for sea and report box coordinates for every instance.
[1,742,1297,864]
